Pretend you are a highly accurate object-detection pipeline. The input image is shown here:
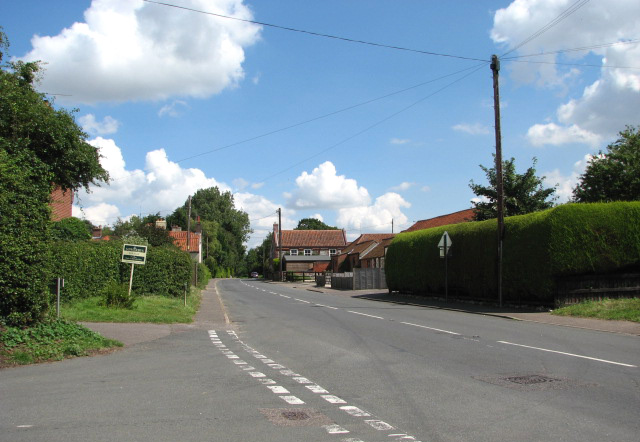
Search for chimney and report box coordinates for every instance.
[195,216,202,234]
[92,226,102,239]
[172,225,182,232]
[155,218,167,230]
[273,223,279,247]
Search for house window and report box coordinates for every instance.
[290,249,298,256]
[329,249,337,256]
[304,249,312,256]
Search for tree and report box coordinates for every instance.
[167,187,251,276]
[294,218,338,230]
[244,234,272,277]
[0,30,109,325]
[573,125,640,202]
[469,156,556,221]
[51,217,92,241]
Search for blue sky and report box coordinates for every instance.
[2,0,639,247]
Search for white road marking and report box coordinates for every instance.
[280,369,300,376]
[242,366,255,371]
[295,299,311,304]
[400,321,460,335]
[306,384,329,393]
[267,364,285,369]
[348,310,385,319]
[389,434,420,440]
[249,372,266,377]
[257,378,276,385]
[365,419,395,430]
[261,359,275,363]
[233,360,247,365]
[226,355,239,359]
[280,395,305,405]
[254,354,267,358]
[292,377,312,384]
[280,295,291,298]
[324,424,349,434]
[267,386,290,394]
[16,425,33,428]
[342,439,365,442]
[269,292,278,295]
[497,341,638,367]
[340,406,371,417]
[322,394,347,404]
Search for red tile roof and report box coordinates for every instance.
[280,230,347,248]
[403,209,474,233]
[362,238,394,259]
[168,231,201,253]
[349,233,395,246]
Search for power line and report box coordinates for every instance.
[504,59,640,70]
[503,38,640,60]
[259,63,488,183]
[501,0,592,57]
[142,0,486,62]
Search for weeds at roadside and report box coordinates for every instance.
[552,297,640,322]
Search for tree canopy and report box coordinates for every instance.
[469,156,556,221]
[572,125,640,203]
[294,218,339,230]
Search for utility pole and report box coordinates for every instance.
[186,195,192,252]
[277,208,283,281]
[392,218,394,234]
[491,54,505,308]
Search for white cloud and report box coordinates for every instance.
[542,154,593,202]
[158,100,189,118]
[337,192,411,233]
[251,182,265,190]
[390,138,411,145]
[492,0,640,145]
[21,0,261,104]
[389,182,414,192]
[233,178,249,191]
[75,137,229,225]
[78,114,120,135]
[286,161,371,210]
[72,202,121,227]
[234,192,297,248]
[527,123,602,147]
[452,123,490,135]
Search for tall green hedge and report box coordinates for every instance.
[51,240,193,302]
[386,202,640,304]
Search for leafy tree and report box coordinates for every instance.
[244,234,273,277]
[51,217,92,241]
[469,156,556,221]
[294,218,339,230]
[168,187,251,276]
[573,125,640,202]
[0,30,108,325]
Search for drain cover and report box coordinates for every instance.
[473,373,590,391]
[260,408,333,427]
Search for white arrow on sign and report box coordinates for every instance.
[438,231,452,249]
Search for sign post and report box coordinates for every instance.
[121,244,147,297]
[438,232,452,302]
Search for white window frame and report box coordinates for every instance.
[304,249,312,256]
[329,249,337,256]
[290,249,298,256]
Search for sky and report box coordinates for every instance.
[2,0,639,248]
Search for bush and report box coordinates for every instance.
[386,202,640,305]
[128,245,191,297]
[197,262,212,289]
[100,281,136,309]
[51,217,91,241]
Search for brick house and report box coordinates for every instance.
[49,186,73,221]
[402,209,474,233]
[330,233,395,272]
[168,225,202,263]
[272,223,347,272]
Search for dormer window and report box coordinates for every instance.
[290,249,298,256]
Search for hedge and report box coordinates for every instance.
[50,240,193,302]
[386,202,640,305]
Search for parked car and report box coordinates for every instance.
[250,272,259,278]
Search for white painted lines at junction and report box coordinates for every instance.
[497,341,638,368]
[347,310,385,320]
[209,328,424,442]
[400,321,460,336]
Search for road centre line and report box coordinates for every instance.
[348,310,385,320]
[400,321,460,336]
[295,298,311,303]
[497,341,638,368]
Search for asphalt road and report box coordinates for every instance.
[1,279,639,442]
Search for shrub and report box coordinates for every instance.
[386,202,640,305]
[129,245,191,297]
[100,281,136,309]
[51,217,91,241]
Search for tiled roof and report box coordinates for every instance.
[280,230,347,248]
[403,209,474,233]
[168,231,201,253]
[362,238,394,259]
[350,233,395,245]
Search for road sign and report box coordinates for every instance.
[438,231,452,258]
[122,244,147,265]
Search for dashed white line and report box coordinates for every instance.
[248,372,266,377]
[324,424,349,434]
[280,395,305,405]
[365,419,395,431]
[322,394,347,404]
[267,386,290,394]
[306,384,329,393]
[400,321,460,335]
[295,299,311,304]
[340,406,371,417]
[498,341,638,367]
[280,295,291,299]
[348,310,385,320]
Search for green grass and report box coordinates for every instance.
[0,319,122,366]
[61,290,201,323]
[552,297,640,322]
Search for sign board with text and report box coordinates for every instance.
[121,244,147,265]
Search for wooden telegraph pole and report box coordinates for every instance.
[491,55,505,308]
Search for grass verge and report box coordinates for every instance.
[61,290,201,323]
[552,297,640,322]
[0,319,122,367]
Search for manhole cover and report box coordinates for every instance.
[282,410,310,420]
[260,408,333,427]
[473,373,592,391]
[504,375,558,385]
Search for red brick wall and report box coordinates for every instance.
[50,187,73,221]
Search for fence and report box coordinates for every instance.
[330,268,387,290]
[555,272,640,307]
